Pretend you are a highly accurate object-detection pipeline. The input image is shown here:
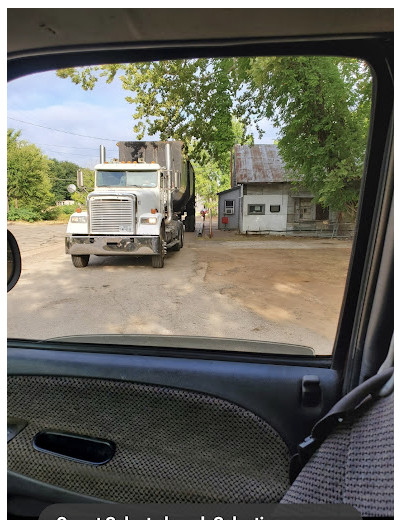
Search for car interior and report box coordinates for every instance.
[7,8,393,520]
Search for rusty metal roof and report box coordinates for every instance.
[234,144,286,183]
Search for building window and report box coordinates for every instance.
[224,200,234,215]
[248,204,265,215]
[316,204,329,221]
[270,205,280,213]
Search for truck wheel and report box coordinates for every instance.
[71,255,90,268]
[152,254,164,268]
[152,225,165,267]
[171,227,184,251]
[185,214,196,232]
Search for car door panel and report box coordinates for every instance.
[8,346,339,451]
[8,346,339,512]
[8,471,110,520]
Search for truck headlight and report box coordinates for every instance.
[70,216,87,223]
[141,217,157,225]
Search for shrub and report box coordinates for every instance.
[8,204,81,223]
[41,204,78,221]
[7,207,42,222]
[41,208,59,220]
[59,205,77,215]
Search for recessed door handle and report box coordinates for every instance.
[33,431,115,465]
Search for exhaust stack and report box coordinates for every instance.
[165,142,171,173]
[165,142,173,224]
[100,145,106,164]
[77,170,84,188]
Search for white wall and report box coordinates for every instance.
[241,192,288,232]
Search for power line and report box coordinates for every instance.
[46,149,99,158]
[35,141,119,151]
[45,148,115,157]
[8,117,119,142]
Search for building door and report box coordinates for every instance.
[297,198,313,221]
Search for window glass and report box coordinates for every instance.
[248,204,266,215]
[96,170,158,187]
[7,56,372,356]
[97,171,126,187]
[224,200,234,214]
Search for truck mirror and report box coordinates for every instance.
[77,170,84,188]
[67,184,77,194]
[7,230,21,292]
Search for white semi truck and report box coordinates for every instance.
[65,141,196,268]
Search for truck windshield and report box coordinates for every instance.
[96,170,158,187]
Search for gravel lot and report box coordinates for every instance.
[7,222,352,355]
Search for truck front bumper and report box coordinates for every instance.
[65,235,162,256]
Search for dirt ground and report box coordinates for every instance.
[8,221,352,355]
[196,245,350,343]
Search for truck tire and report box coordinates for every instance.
[152,227,165,267]
[171,227,184,251]
[71,255,90,268]
[185,214,196,232]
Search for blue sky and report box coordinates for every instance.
[7,66,278,169]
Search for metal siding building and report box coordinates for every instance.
[242,183,289,233]
[219,144,351,236]
[234,145,290,233]
[217,186,241,230]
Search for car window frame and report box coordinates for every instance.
[7,34,394,382]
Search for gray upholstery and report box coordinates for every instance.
[281,392,394,518]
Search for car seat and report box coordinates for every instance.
[281,347,394,518]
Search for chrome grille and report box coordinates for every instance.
[89,196,135,234]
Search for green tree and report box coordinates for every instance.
[48,159,80,202]
[193,158,229,214]
[7,129,53,211]
[57,59,251,174]
[57,56,371,214]
[246,57,372,215]
[191,117,251,213]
